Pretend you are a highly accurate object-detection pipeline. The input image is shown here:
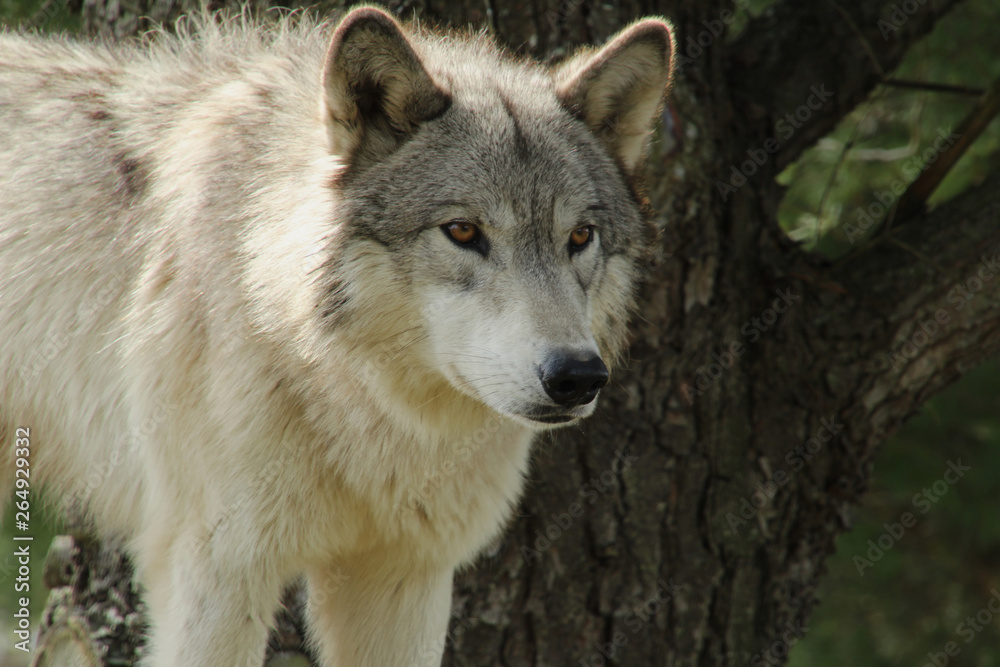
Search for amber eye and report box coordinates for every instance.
[443,220,479,244]
[569,225,593,250]
[441,220,490,257]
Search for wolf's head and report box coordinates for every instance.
[321,8,672,429]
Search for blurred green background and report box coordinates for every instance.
[777,2,1000,661]
[2,0,999,665]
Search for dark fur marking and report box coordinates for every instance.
[72,90,111,123]
[458,271,480,292]
[319,264,352,322]
[321,286,351,320]
[498,90,530,161]
[430,199,468,209]
[115,155,147,199]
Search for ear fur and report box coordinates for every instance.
[322,7,450,161]
[554,19,674,172]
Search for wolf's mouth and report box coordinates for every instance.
[526,413,577,425]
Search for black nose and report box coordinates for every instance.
[540,353,609,408]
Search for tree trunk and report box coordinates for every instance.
[35,0,1000,665]
[33,536,145,667]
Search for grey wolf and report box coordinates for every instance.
[0,7,673,665]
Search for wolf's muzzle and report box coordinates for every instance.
[540,352,609,408]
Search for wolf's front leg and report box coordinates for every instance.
[306,558,454,667]
[139,531,285,667]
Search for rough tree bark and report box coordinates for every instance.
[32,0,1000,665]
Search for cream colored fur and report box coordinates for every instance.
[0,8,672,666]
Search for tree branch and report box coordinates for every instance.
[893,74,1000,221]
[882,78,985,96]
[727,0,967,170]
[815,173,1000,470]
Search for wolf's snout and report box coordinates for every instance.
[540,353,609,408]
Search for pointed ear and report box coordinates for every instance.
[554,19,674,173]
[321,8,450,161]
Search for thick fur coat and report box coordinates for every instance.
[0,7,673,666]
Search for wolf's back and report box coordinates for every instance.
[0,34,141,527]
[0,22,331,532]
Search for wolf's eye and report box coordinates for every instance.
[441,220,488,256]
[442,220,480,244]
[569,225,594,252]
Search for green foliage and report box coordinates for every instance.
[778,6,1000,662]
[778,0,1000,257]
[0,492,61,664]
[0,0,79,32]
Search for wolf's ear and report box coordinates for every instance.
[321,8,450,161]
[554,19,674,173]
